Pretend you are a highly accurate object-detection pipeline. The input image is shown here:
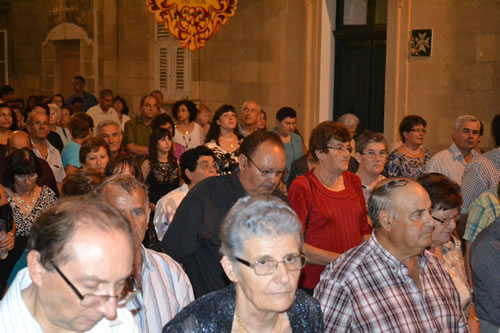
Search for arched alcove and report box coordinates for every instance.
[41,22,96,97]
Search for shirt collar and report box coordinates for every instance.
[371,232,428,270]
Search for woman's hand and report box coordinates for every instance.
[0,232,14,252]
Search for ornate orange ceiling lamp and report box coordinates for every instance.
[146,0,238,51]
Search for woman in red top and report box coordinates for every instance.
[288,120,372,292]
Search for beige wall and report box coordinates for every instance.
[191,0,308,133]
[385,0,499,154]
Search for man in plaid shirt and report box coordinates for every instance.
[315,178,469,332]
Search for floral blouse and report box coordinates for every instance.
[6,186,57,237]
[204,139,241,175]
[440,235,471,313]
[383,148,430,179]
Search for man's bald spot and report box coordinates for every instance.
[8,130,32,152]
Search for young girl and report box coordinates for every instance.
[141,128,180,205]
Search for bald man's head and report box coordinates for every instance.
[8,130,32,153]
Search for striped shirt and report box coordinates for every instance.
[461,147,500,214]
[463,188,500,242]
[314,233,469,332]
[0,268,139,332]
[127,247,194,333]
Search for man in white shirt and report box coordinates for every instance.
[27,110,65,193]
[0,197,139,332]
[426,115,481,185]
[87,89,120,131]
[95,175,194,333]
[154,146,217,240]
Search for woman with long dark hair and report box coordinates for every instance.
[141,128,180,205]
[204,105,241,175]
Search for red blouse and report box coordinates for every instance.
[288,170,372,289]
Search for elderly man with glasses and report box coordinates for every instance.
[315,178,469,332]
[0,197,139,332]
[161,130,287,298]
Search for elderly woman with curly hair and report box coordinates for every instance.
[163,196,323,332]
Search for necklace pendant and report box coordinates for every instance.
[185,130,189,135]
[230,144,234,148]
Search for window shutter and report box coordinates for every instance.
[154,23,191,101]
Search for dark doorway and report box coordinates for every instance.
[334,0,387,133]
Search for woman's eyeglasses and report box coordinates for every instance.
[235,253,306,276]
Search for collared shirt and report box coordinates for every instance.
[461,147,500,214]
[127,247,194,333]
[238,124,256,137]
[426,142,479,185]
[463,188,500,242]
[471,217,500,326]
[314,233,469,332]
[0,268,139,333]
[153,183,189,241]
[124,116,152,148]
[87,104,120,131]
[32,139,66,183]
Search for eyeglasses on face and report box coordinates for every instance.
[235,253,306,276]
[362,150,388,159]
[197,161,217,171]
[246,156,287,178]
[431,214,459,225]
[50,261,138,307]
[327,145,353,154]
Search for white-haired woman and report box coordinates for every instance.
[163,196,323,332]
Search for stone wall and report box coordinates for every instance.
[191,0,308,132]
[385,0,499,153]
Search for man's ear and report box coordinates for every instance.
[238,154,248,171]
[221,256,239,283]
[27,250,45,287]
[378,210,393,231]
[185,168,194,183]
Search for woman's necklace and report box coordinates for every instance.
[235,307,282,333]
[219,133,236,149]
[12,190,38,214]
[401,143,422,158]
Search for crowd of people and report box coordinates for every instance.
[0,77,498,332]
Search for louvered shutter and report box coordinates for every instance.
[154,23,191,101]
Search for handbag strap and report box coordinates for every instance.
[303,175,313,239]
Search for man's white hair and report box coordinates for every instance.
[454,115,479,131]
[337,113,360,127]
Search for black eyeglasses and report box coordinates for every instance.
[235,253,306,276]
[246,156,287,178]
[431,214,459,225]
[50,261,138,307]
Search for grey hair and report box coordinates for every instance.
[94,174,149,207]
[220,196,303,259]
[26,108,48,126]
[96,119,121,136]
[241,100,261,113]
[48,103,61,120]
[455,115,479,131]
[337,113,360,127]
[368,178,410,228]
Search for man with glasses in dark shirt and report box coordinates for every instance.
[0,197,139,332]
[161,131,286,298]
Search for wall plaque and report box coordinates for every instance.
[147,0,237,51]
